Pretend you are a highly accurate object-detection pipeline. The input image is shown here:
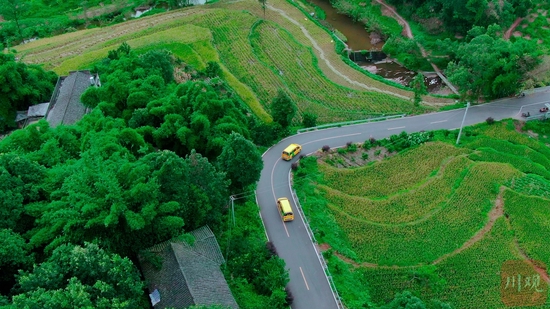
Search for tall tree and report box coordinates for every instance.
[0,0,28,41]
[217,132,263,192]
[0,54,57,132]
[409,74,427,106]
[11,243,144,309]
[270,89,296,128]
[258,0,266,19]
[0,229,32,295]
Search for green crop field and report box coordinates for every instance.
[10,0,458,125]
[294,120,550,308]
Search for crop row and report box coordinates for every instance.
[320,142,467,198]
[507,174,550,199]
[465,137,550,169]
[469,147,550,180]
[479,123,550,158]
[329,162,521,265]
[250,22,424,117]
[361,218,522,308]
[504,189,550,267]
[321,156,472,225]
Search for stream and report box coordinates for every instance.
[306,0,443,92]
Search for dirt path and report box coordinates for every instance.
[374,0,412,38]
[432,186,506,264]
[320,186,506,268]
[513,239,550,283]
[373,0,459,95]
[504,17,523,40]
[267,5,410,100]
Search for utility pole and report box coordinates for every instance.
[456,101,470,145]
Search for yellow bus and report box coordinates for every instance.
[282,143,301,161]
[277,197,294,222]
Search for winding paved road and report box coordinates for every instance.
[255,88,550,309]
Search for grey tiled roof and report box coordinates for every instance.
[46,71,92,127]
[27,103,50,117]
[139,226,238,309]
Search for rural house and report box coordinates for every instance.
[139,226,239,309]
[44,70,100,128]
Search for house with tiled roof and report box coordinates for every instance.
[44,70,99,128]
[139,226,239,309]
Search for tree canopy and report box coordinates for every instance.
[0,54,57,132]
[0,43,288,308]
[10,242,145,309]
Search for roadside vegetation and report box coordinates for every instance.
[293,119,550,308]
[0,44,291,308]
[327,0,544,101]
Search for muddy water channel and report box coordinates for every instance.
[306,0,442,91]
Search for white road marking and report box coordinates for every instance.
[302,132,361,146]
[299,267,310,290]
[387,126,405,130]
[430,120,447,124]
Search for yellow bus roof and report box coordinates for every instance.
[278,198,293,214]
[283,144,300,153]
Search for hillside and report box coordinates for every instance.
[8,0,462,125]
[293,120,550,308]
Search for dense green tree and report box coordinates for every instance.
[0,0,29,40]
[270,89,296,128]
[0,229,32,295]
[28,133,184,256]
[0,54,57,132]
[446,25,541,100]
[302,112,317,128]
[409,74,427,106]
[0,153,45,231]
[217,132,263,192]
[140,49,174,83]
[11,243,144,309]
[205,61,222,78]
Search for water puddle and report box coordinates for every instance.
[305,0,443,92]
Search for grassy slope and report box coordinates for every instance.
[12,0,458,125]
[294,120,550,308]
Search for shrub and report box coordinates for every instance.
[374,149,382,156]
[337,148,347,155]
[362,152,369,160]
[369,137,377,145]
[322,145,330,152]
[363,140,371,150]
[291,162,299,170]
[486,117,495,125]
[347,143,358,152]
[302,112,318,128]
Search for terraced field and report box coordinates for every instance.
[294,121,550,308]
[12,0,456,124]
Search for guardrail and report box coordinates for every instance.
[297,114,406,134]
[291,189,345,309]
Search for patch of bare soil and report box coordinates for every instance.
[316,144,394,168]
[413,16,444,35]
[504,17,523,39]
[318,243,381,268]
[514,120,525,133]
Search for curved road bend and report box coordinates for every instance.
[255,91,550,309]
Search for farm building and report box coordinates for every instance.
[44,70,100,128]
[139,226,239,309]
